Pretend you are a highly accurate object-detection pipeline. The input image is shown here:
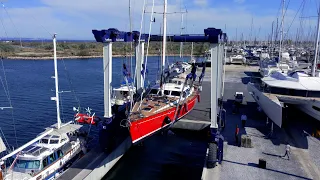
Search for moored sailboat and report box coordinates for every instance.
[0,34,89,180]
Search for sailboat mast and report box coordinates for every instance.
[129,0,133,76]
[312,4,320,76]
[275,18,279,49]
[161,0,167,89]
[53,34,62,129]
[271,21,274,51]
[235,27,237,44]
[250,18,253,45]
[279,0,285,62]
[191,42,194,57]
[179,14,184,58]
[191,24,194,57]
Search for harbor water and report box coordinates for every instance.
[0,56,207,180]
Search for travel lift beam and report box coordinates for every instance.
[92,27,227,166]
[92,29,146,119]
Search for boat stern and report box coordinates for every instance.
[247,83,283,127]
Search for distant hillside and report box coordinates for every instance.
[0,37,95,42]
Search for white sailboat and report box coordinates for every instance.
[110,64,136,111]
[0,34,88,180]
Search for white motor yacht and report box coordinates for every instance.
[259,59,279,77]
[230,54,246,64]
[111,85,136,107]
[168,61,192,74]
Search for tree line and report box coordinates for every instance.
[0,41,210,57]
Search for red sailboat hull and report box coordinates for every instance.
[129,94,199,144]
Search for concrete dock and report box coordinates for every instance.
[200,65,320,180]
[56,137,131,180]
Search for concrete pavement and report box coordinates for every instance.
[202,64,319,180]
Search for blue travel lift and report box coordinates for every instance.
[92,27,227,167]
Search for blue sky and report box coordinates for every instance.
[0,0,318,40]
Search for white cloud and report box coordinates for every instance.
[0,0,315,40]
[193,0,207,7]
[1,6,70,39]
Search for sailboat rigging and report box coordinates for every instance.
[127,0,202,144]
[0,34,91,180]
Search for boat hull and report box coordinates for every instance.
[247,83,283,127]
[98,108,129,153]
[129,95,198,144]
[277,96,320,121]
[297,104,320,120]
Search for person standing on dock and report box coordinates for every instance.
[241,114,247,127]
[235,125,240,146]
[190,63,197,81]
[283,144,291,160]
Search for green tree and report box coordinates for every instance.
[58,43,70,50]
[0,44,15,53]
[78,43,87,50]
[44,44,53,50]
[88,43,96,49]
[77,49,90,56]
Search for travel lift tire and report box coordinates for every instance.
[207,142,218,168]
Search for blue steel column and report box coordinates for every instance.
[103,42,113,118]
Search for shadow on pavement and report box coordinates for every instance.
[282,105,320,149]
[247,63,259,67]
[241,77,250,84]
[224,97,320,149]
[262,152,282,158]
[222,99,285,147]
[223,159,312,180]
[243,71,261,77]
